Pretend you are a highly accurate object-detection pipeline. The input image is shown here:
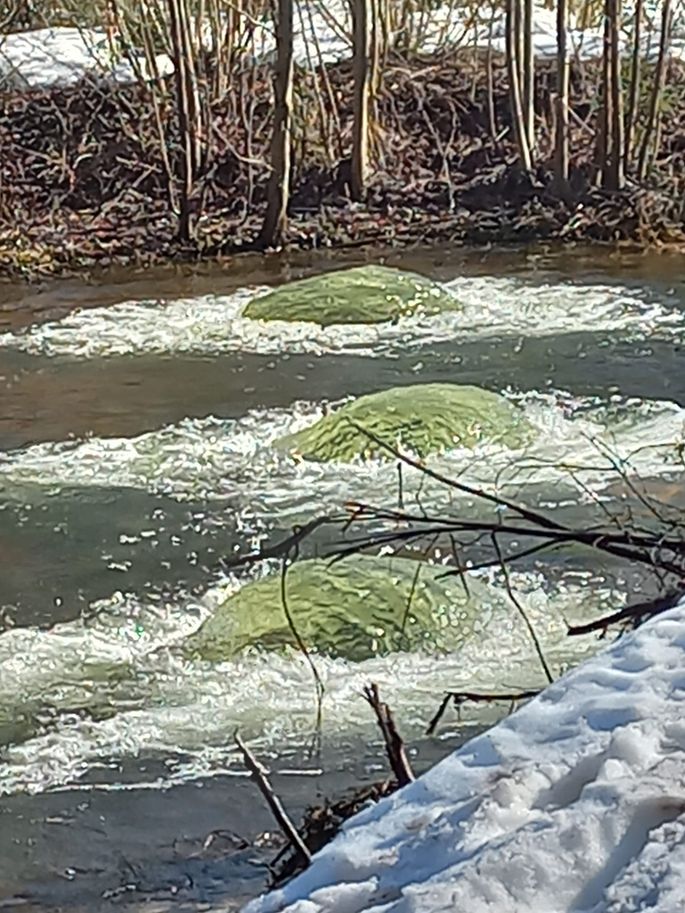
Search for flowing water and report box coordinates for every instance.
[1,245,685,911]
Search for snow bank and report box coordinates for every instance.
[246,600,685,913]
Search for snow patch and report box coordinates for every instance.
[245,601,685,913]
[4,2,685,92]
[0,27,172,90]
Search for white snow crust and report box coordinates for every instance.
[246,600,685,913]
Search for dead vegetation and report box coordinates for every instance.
[2,49,685,278]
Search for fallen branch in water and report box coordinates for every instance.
[235,732,311,868]
[363,683,415,787]
[426,689,542,735]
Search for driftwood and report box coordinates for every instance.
[268,684,413,887]
[270,780,397,887]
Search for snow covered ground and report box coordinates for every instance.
[246,600,685,913]
[3,1,684,91]
[0,26,173,90]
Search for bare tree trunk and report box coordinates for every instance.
[597,0,625,190]
[369,0,383,164]
[506,0,533,171]
[168,0,203,242]
[486,3,498,142]
[377,0,391,63]
[607,0,624,190]
[554,0,570,193]
[351,0,372,201]
[637,0,672,180]
[258,0,294,248]
[624,0,643,167]
[522,0,535,152]
[297,1,334,167]
[513,0,523,86]
[595,1,611,186]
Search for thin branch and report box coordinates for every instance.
[280,558,325,729]
[567,588,685,636]
[363,683,415,786]
[344,418,569,533]
[491,533,553,684]
[220,515,343,569]
[235,732,311,866]
[329,502,685,575]
[426,689,541,735]
[399,535,439,648]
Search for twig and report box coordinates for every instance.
[220,514,341,569]
[567,588,685,636]
[235,732,311,866]
[426,689,541,735]
[363,683,415,787]
[344,418,569,534]
[491,532,554,684]
[400,557,424,650]
[331,500,685,575]
[280,557,325,731]
[400,535,440,647]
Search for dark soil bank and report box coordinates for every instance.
[2,52,685,278]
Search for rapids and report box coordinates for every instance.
[1,246,684,909]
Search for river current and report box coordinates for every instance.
[1,245,684,910]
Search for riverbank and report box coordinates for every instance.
[1,246,685,910]
[247,599,685,913]
[3,52,685,281]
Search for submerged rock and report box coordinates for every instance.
[242,265,460,326]
[277,383,533,462]
[185,555,497,662]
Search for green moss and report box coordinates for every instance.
[277,383,533,462]
[185,555,495,662]
[243,265,460,326]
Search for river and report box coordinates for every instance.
[1,244,684,911]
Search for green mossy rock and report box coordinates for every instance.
[243,265,460,326]
[277,383,533,462]
[185,555,495,662]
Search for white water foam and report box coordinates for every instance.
[0,275,682,359]
[0,566,613,797]
[1,269,683,803]
[0,391,682,516]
